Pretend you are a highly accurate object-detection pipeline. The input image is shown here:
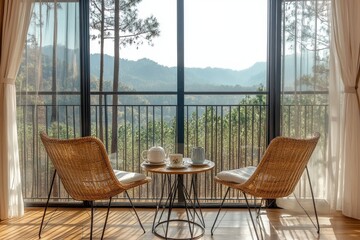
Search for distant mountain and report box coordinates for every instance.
[40,46,315,92]
[90,55,177,91]
[184,62,266,88]
[90,54,267,91]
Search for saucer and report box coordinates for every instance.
[142,161,166,166]
[166,163,188,169]
[189,159,210,166]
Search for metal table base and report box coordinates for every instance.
[152,174,205,240]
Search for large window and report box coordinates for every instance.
[15,0,330,204]
[88,0,269,202]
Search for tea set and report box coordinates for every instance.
[142,146,207,168]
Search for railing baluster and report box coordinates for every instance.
[33,105,37,198]
[229,106,232,170]
[161,106,163,147]
[251,105,255,166]
[186,106,189,156]
[22,105,27,198]
[244,105,248,167]
[73,106,76,138]
[104,94,109,151]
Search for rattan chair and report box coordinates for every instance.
[211,132,320,239]
[38,132,151,239]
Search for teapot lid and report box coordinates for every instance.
[149,146,165,151]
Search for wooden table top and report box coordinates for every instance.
[141,158,215,175]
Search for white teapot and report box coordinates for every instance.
[142,146,167,163]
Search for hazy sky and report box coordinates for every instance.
[90,0,268,71]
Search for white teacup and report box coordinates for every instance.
[169,153,183,167]
[191,147,205,164]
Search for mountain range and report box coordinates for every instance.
[89,53,314,92]
[90,54,266,92]
[41,46,315,92]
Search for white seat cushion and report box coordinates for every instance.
[113,170,146,184]
[217,166,257,184]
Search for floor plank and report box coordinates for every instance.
[1,207,360,239]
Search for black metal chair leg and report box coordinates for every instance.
[306,166,320,233]
[244,193,261,240]
[39,170,57,238]
[211,187,230,235]
[101,197,112,239]
[90,201,94,240]
[125,191,145,233]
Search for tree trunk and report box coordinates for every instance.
[32,3,44,199]
[51,3,59,198]
[99,0,105,142]
[51,6,58,125]
[63,3,69,90]
[111,0,120,154]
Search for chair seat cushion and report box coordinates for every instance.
[114,170,147,184]
[217,166,257,184]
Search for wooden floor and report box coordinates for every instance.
[1,207,360,239]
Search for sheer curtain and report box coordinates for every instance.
[280,0,360,219]
[0,0,33,220]
[278,0,331,212]
[329,0,360,219]
[16,1,80,203]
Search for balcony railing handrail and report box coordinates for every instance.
[16,90,329,95]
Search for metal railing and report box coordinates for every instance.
[16,92,328,204]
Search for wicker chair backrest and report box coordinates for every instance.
[40,132,125,201]
[242,132,320,198]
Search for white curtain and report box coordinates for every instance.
[329,0,360,219]
[277,0,331,213]
[0,0,33,220]
[17,1,81,202]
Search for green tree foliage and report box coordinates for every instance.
[90,0,160,48]
[282,0,330,140]
[283,0,330,92]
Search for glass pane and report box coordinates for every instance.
[280,0,330,201]
[184,0,268,93]
[89,1,177,203]
[280,0,330,136]
[90,0,177,92]
[17,1,81,201]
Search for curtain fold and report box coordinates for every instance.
[329,0,360,219]
[0,0,33,220]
